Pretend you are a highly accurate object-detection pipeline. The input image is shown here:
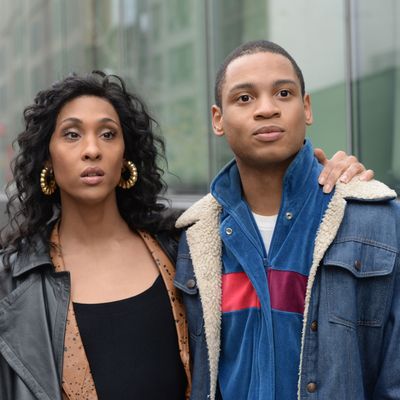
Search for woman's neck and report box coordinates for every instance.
[58,195,131,246]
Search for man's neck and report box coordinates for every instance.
[237,160,290,216]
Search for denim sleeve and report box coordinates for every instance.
[373,255,400,398]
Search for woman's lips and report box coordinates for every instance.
[81,176,104,185]
[80,167,105,185]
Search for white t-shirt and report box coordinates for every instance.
[252,212,278,254]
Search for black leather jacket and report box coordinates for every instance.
[0,231,178,400]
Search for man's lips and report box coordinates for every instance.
[80,167,105,185]
[253,125,285,142]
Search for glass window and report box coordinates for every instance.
[210,0,269,173]
[168,43,194,85]
[151,3,162,41]
[267,0,348,155]
[349,0,400,191]
[121,1,210,194]
[168,0,191,33]
[0,0,398,200]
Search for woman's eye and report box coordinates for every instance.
[64,131,80,140]
[238,94,251,103]
[102,130,116,140]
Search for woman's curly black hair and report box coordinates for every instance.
[1,71,173,268]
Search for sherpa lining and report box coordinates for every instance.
[176,194,222,400]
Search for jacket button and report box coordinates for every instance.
[307,382,317,393]
[285,211,293,220]
[310,320,318,332]
[354,260,362,271]
[186,279,196,289]
[225,227,233,235]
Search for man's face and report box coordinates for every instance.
[212,51,313,171]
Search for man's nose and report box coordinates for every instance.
[253,96,281,119]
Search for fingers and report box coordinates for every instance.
[338,161,365,183]
[317,150,348,190]
[320,160,350,193]
[358,169,374,181]
[314,148,328,165]
[317,150,374,194]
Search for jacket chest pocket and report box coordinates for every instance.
[322,239,396,329]
[174,253,204,339]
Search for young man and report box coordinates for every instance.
[174,41,400,400]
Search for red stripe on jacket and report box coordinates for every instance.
[222,269,307,314]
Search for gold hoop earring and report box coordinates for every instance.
[40,166,57,195]
[118,160,138,189]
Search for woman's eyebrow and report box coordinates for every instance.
[60,117,82,125]
[59,117,120,125]
[98,117,120,126]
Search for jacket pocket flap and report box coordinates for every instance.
[174,254,198,295]
[323,239,396,277]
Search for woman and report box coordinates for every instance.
[0,72,189,400]
[0,71,370,400]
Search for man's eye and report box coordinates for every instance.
[238,94,251,102]
[279,90,290,97]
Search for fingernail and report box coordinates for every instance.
[323,184,331,193]
[340,174,348,183]
[318,177,325,185]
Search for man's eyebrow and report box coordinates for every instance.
[272,79,298,88]
[228,82,256,94]
[228,79,299,95]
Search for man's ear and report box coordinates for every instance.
[211,105,224,137]
[304,93,313,126]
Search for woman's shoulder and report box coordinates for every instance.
[0,235,52,290]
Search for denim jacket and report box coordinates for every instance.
[175,176,400,400]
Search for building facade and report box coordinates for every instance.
[0,0,399,208]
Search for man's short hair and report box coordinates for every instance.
[214,40,305,108]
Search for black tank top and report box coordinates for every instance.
[73,274,186,400]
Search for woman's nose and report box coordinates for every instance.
[82,136,102,160]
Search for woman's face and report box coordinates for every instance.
[49,95,125,207]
